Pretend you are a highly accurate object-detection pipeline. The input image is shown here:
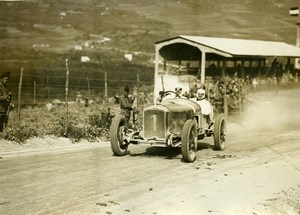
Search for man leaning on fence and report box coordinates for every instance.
[120,86,135,131]
[0,72,12,132]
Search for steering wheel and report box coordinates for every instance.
[159,90,181,99]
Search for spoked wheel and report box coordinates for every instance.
[214,114,226,150]
[110,115,128,156]
[181,119,198,162]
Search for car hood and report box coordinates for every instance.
[147,98,201,114]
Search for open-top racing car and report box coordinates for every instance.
[110,90,226,162]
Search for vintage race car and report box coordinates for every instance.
[110,91,226,162]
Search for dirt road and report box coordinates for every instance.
[0,91,300,215]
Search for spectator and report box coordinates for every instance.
[76,92,82,103]
[252,78,257,90]
[85,96,89,107]
[120,86,135,131]
[0,72,12,132]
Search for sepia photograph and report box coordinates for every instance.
[0,0,300,214]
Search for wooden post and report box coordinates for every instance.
[47,76,50,102]
[200,52,206,84]
[258,59,262,78]
[223,84,228,117]
[241,60,245,80]
[65,59,69,127]
[222,59,226,78]
[136,72,140,110]
[18,68,24,125]
[238,81,242,117]
[33,81,36,105]
[87,76,91,99]
[104,71,108,112]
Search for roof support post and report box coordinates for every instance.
[222,59,226,78]
[258,60,262,78]
[241,60,245,79]
[200,51,206,84]
[217,61,221,70]
[262,59,266,76]
[286,57,291,72]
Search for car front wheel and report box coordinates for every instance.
[110,115,128,156]
[181,119,198,162]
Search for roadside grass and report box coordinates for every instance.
[1,101,120,144]
[1,86,153,144]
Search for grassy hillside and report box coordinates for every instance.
[0,0,300,102]
[1,0,299,52]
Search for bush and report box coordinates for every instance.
[50,115,108,143]
[1,125,40,143]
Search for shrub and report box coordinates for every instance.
[50,115,108,143]
[89,109,114,129]
[1,125,40,143]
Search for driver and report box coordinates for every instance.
[157,87,187,103]
[196,89,213,125]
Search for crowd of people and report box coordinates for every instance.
[169,77,246,115]
[185,72,300,115]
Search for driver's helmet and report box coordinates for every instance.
[197,89,206,100]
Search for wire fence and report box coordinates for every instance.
[5,63,300,131]
[8,66,153,104]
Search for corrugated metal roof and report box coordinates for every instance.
[159,35,300,57]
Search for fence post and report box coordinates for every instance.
[87,76,91,99]
[104,71,108,112]
[33,81,36,105]
[47,76,50,102]
[18,68,24,125]
[238,81,242,117]
[136,72,140,110]
[223,84,228,117]
[65,59,70,129]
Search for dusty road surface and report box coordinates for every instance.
[0,91,300,215]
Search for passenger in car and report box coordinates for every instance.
[195,89,213,125]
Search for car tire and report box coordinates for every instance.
[181,119,197,162]
[214,114,226,150]
[110,115,128,156]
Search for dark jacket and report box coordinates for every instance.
[0,81,10,113]
[120,94,134,118]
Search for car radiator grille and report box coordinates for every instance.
[143,109,166,139]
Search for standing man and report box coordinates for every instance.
[0,72,12,132]
[120,85,135,131]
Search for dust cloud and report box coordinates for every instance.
[230,90,300,133]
